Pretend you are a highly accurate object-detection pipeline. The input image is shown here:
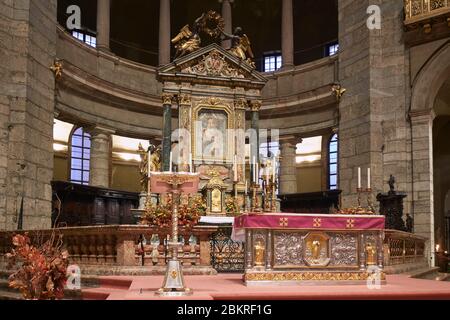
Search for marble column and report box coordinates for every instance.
[281,0,294,68]
[220,0,233,49]
[159,0,171,65]
[96,0,111,51]
[279,137,298,195]
[250,101,261,182]
[89,126,115,188]
[162,94,173,171]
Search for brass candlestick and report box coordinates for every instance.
[251,183,262,213]
[263,179,272,212]
[365,188,375,214]
[271,181,277,212]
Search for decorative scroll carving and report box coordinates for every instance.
[329,233,358,266]
[273,232,306,267]
[182,51,246,78]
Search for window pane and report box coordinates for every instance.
[83,149,91,158]
[72,158,82,170]
[330,153,337,163]
[71,170,81,181]
[330,175,337,186]
[83,160,90,170]
[83,171,90,182]
[72,147,82,159]
[72,136,82,147]
[83,137,91,148]
[330,164,337,174]
[330,142,337,153]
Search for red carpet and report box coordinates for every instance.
[81,274,450,300]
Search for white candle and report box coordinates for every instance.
[245,180,248,195]
[358,167,361,189]
[367,168,371,189]
[272,157,276,181]
[253,156,256,183]
[147,149,152,174]
[234,155,238,182]
[169,152,173,173]
[189,153,193,173]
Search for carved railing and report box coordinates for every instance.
[384,230,426,266]
[404,0,450,24]
[0,225,218,268]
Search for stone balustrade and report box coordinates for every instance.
[0,225,218,271]
[404,0,450,24]
[384,229,427,272]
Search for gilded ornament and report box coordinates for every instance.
[332,84,347,102]
[162,94,173,105]
[50,60,63,78]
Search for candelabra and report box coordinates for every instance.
[251,183,262,213]
[356,188,376,214]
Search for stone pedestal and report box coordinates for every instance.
[376,191,407,231]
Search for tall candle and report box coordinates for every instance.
[272,157,276,181]
[245,180,248,195]
[169,152,173,173]
[189,153,193,173]
[147,149,151,174]
[253,156,256,183]
[367,168,371,189]
[234,155,238,182]
[358,167,361,189]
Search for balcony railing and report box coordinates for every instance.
[405,0,450,24]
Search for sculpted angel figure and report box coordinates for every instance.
[171,14,205,59]
[220,27,255,68]
[138,143,161,192]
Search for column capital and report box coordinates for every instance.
[178,94,192,106]
[249,100,262,112]
[279,134,301,146]
[162,93,174,105]
[234,98,248,110]
[87,125,115,137]
[409,109,436,122]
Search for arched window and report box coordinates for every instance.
[70,127,91,185]
[328,134,338,190]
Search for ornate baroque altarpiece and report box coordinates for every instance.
[158,44,267,214]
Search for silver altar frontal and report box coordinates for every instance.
[233,213,387,286]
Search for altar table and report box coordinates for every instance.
[233,213,386,285]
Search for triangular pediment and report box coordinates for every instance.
[158,43,267,85]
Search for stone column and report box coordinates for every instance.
[89,126,114,188]
[159,0,171,65]
[281,0,294,68]
[96,0,111,51]
[279,136,298,195]
[250,101,261,182]
[410,110,435,266]
[220,0,234,49]
[162,94,173,171]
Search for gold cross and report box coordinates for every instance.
[279,218,289,227]
[346,219,355,229]
[313,218,322,228]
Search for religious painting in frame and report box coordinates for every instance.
[193,103,233,162]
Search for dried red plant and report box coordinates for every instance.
[6,233,69,300]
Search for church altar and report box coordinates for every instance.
[233,213,386,285]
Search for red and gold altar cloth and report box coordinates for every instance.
[234,213,385,231]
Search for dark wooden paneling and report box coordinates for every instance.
[52,181,140,227]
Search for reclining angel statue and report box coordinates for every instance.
[220,27,255,68]
[171,14,205,59]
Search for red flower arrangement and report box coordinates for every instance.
[6,233,69,300]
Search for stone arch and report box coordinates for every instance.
[411,41,450,113]
[409,40,450,265]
